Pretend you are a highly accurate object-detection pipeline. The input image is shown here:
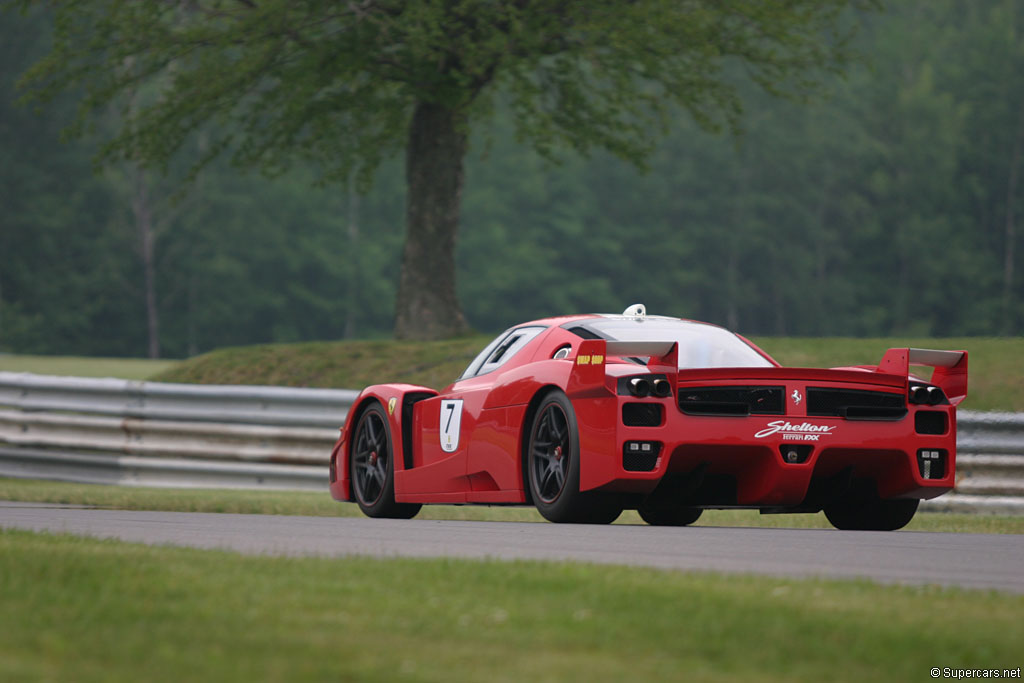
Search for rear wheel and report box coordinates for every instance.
[824,495,918,531]
[637,500,703,527]
[579,497,624,524]
[350,402,421,519]
[527,391,621,524]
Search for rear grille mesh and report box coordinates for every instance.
[806,387,906,419]
[678,386,784,416]
[622,443,661,471]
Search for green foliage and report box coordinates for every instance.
[18,0,868,180]
[1,1,1022,354]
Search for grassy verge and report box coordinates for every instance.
[149,337,490,392]
[1,528,1021,683]
[150,335,1024,411]
[0,354,178,380]
[3,336,1019,409]
[2,478,1021,534]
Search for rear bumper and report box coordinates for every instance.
[575,396,957,506]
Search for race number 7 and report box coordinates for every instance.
[439,399,463,453]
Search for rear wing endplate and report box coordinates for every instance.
[877,347,968,405]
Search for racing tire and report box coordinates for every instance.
[637,501,703,527]
[824,496,918,531]
[527,391,621,524]
[349,402,421,520]
[578,496,624,524]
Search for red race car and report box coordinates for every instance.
[329,306,967,530]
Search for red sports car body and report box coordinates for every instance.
[329,308,967,529]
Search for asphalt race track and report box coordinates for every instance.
[2,501,1023,593]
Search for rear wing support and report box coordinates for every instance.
[876,348,968,405]
[567,339,679,395]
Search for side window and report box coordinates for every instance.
[460,326,546,379]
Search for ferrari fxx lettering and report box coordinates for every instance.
[440,399,464,453]
[577,355,591,365]
[755,421,836,439]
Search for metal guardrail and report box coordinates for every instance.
[0,371,345,490]
[0,372,357,428]
[923,411,1024,514]
[0,372,1021,511]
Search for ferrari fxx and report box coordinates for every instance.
[329,306,966,530]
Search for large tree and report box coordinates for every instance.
[19,0,872,340]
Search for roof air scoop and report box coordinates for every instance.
[623,303,646,318]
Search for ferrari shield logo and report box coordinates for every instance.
[440,399,463,453]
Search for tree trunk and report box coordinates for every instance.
[345,167,360,339]
[394,101,470,340]
[1003,105,1024,335]
[132,164,160,359]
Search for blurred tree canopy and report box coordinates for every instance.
[13,0,871,341]
[0,0,1021,358]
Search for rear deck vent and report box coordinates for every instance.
[806,388,906,420]
[678,386,784,416]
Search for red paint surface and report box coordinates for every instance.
[331,315,965,511]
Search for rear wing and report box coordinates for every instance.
[567,339,678,392]
[876,348,968,405]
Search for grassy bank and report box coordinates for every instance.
[0,354,178,380]
[1,529,1021,682]
[150,337,490,391]
[2,478,1022,534]
[3,335,1019,410]
[150,336,1022,411]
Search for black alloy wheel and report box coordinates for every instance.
[527,391,622,524]
[530,399,573,505]
[350,402,421,519]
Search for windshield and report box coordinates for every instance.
[564,317,774,369]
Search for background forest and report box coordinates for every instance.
[1,0,1021,359]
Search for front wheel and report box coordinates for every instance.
[527,391,620,524]
[350,402,421,519]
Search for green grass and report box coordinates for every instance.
[150,335,1023,411]
[3,335,1019,409]
[0,353,178,380]
[2,478,1022,534]
[0,528,1021,682]
[150,337,490,390]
